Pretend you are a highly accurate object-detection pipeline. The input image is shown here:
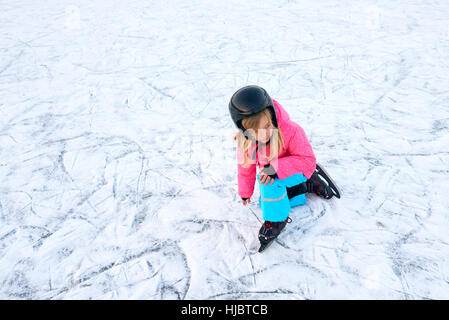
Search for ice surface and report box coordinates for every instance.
[1,0,449,299]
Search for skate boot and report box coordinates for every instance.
[306,163,341,199]
[258,217,292,252]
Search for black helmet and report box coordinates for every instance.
[229,85,278,136]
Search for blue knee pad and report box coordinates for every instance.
[257,173,308,222]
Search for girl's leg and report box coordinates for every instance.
[285,173,308,207]
[257,175,290,222]
[286,182,307,199]
[289,193,307,207]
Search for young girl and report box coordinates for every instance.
[229,85,340,251]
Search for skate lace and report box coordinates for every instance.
[267,218,291,230]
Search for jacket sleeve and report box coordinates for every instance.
[275,124,316,180]
[236,145,257,199]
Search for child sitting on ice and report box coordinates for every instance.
[229,85,340,252]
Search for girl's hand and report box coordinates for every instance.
[241,197,251,206]
[260,163,277,185]
[259,174,275,185]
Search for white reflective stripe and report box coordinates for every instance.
[261,191,287,202]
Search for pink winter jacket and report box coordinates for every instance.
[236,99,316,199]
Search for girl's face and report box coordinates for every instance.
[255,116,274,143]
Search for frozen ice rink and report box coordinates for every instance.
[1,0,448,299]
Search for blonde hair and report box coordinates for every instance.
[233,108,284,168]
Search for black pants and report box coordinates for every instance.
[286,181,308,199]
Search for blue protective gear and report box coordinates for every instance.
[257,172,308,222]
